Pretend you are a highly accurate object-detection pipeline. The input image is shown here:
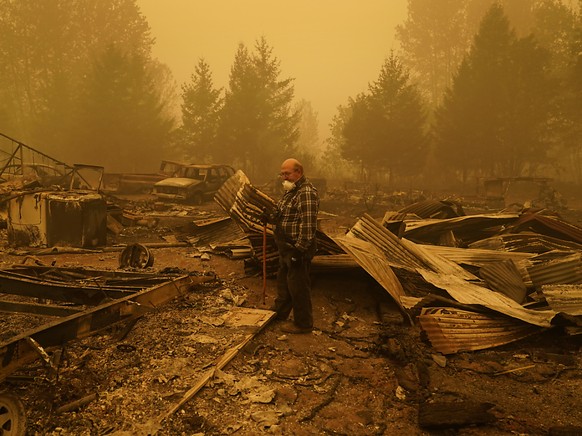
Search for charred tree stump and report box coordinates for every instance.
[418,401,496,429]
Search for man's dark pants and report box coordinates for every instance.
[272,243,314,329]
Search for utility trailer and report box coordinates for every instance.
[0,265,214,435]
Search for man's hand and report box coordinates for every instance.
[290,248,303,263]
[259,210,271,225]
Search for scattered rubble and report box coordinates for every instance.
[0,155,581,434]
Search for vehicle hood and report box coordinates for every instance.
[154,178,202,188]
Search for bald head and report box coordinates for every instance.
[280,158,304,182]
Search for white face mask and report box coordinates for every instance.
[282,180,295,192]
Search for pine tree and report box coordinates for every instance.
[340,53,428,184]
[556,3,582,182]
[293,99,320,169]
[177,58,222,162]
[217,38,299,180]
[433,4,554,181]
[0,0,156,158]
[71,45,173,172]
[396,0,472,107]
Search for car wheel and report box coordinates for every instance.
[0,392,27,436]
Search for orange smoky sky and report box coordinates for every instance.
[137,0,408,140]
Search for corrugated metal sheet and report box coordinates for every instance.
[527,253,582,287]
[215,170,343,276]
[336,209,582,352]
[403,214,519,245]
[421,245,534,268]
[347,214,476,280]
[417,269,556,327]
[399,293,491,314]
[480,260,527,304]
[397,199,465,219]
[381,211,419,238]
[418,307,542,354]
[215,171,342,254]
[311,254,361,271]
[214,170,275,234]
[349,214,426,270]
[187,217,247,247]
[469,232,582,253]
[382,211,416,222]
[540,284,582,315]
[334,235,406,310]
[510,212,582,245]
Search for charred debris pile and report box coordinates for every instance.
[0,132,581,357]
[218,170,582,355]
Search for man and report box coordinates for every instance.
[267,158,319,334]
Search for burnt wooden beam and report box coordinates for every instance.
[418,400,496,429]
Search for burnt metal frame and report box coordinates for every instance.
[0,266,182,306]
[0,273,214,382]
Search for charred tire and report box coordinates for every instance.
[118,243,154,269]
[0,392,26,436]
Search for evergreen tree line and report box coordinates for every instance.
[172,38,301,180]
[0,0,176,172]
[2,0,582,187]
[0,0,308,178]
[326,0,582,189]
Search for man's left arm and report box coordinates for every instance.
[295,187,318,253]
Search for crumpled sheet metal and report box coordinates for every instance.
[541,284,582,316]
[340,214,557,327]
[418,307,542,354]
[418,269,556,328]
[214,171,343,274]
[340,212,582,353]
[421,244,534,268]
[214,170,275,235]
[397,199,465,219]
[469,231,582,254]
[334,235,405,310]
[402,214,519,245]
[480,259,528,304]
[348,214,476,281]
[527,252,582,287]
[187,217,248,248]
[510,212,582,245]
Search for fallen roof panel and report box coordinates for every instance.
[527,253,582,287]
[469,232,582,253]
[402,214,519,244]
[397,199,465,219]
[540,284,582,316]
[334,235,406,310]
[339,214,559,327]
[418,269,556,327]
[187,217,248,248]
[418,307,543,354]
[421,244,534,268]
[510,212,582,245]
[215,170,343,260]
[480,260,528,304]
[348,214,476,280]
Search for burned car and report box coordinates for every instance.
[153,164,235,204]
[113,160,189,194]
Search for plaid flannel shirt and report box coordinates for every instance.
[275,176,319,252]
